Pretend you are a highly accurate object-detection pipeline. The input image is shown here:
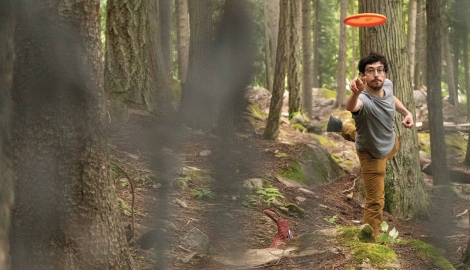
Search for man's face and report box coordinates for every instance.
[360,62,386,91]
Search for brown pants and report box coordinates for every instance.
[342,123,399,240]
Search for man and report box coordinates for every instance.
[328,52,414,241]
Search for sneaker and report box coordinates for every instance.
[326,116,343,132]
[359,224,375,243]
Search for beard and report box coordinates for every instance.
[367,79,384,91]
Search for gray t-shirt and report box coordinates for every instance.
[352,78,396,158]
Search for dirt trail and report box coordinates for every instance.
[109,110,469,270]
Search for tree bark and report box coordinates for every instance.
[442,18,458,109]
[105,0,148,104]
[358,0,429,218]
[176,0,189,83]
[0,1,15,269]
[160,0,173,80]
[312,0,320,88]
[302,0,313,118]
[264,0,288,140]
[10,0,135,269]
[407,0,417,85]
[105,0,172,111]
[178,0,214,131]
[414,0,426,89]
[349,0,357,78]
[335,0,348,109]
[426,0,450,186]
[213,0,256,135]
[287,0,301,116]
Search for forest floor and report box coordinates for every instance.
[108,103,470,270]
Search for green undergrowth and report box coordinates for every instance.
[340,226,397,269]
[408,240,455,270]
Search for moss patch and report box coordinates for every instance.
[278,161,311,185]
[312,134,337,147]
[445,133,467,156]
[418,133,431,154]
[318,88,337,99]
[246,101,266,119]
[291,123,306,132]
[408,240,455,270]
[340,226,397,269]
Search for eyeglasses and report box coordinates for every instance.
[364,68,385,75]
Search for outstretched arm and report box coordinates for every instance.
[394,97,414,128]
[346,77,365,113]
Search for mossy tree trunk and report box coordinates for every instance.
[10,0,135,269]
[358,0,429,218]
[0,1,15,269]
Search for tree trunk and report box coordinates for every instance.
[148,0,174,111]
[160,0,173,80]
[358,0,429,218]
[312,0,320,88]
[442,18,458,109]
[463,208,470,266]
[105,0,172,111]
[464,20,470,122]
[213,0,256,135]
[335,0,348,109]
[263,0,280,92]
[264,0,273,92]
[178,0,214,131]
[414,0,426,89]
[105,0,148,104]
[0,1,15,269]
[264,0,288,140]
[349,0,357,78]
[176,0,189,83]
[426,0,450,185]
[11,0,136,269]
[287,0,301,116]
[302,0,313,118]
[451,0,463,102]
[407,0,417,85]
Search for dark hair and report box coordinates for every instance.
[357,52,388,74]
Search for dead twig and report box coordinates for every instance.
[342,177,357,193]
[111,162,136,238]
[456,209,468,218]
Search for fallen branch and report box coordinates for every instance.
[342,178,357,193]
[456,209,468,218]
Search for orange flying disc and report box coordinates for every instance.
[343,13,387,27]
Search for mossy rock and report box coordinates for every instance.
[340,226,399,269]
[408,240,455,270]
[318,88,337,99]
[278,143,344,186]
